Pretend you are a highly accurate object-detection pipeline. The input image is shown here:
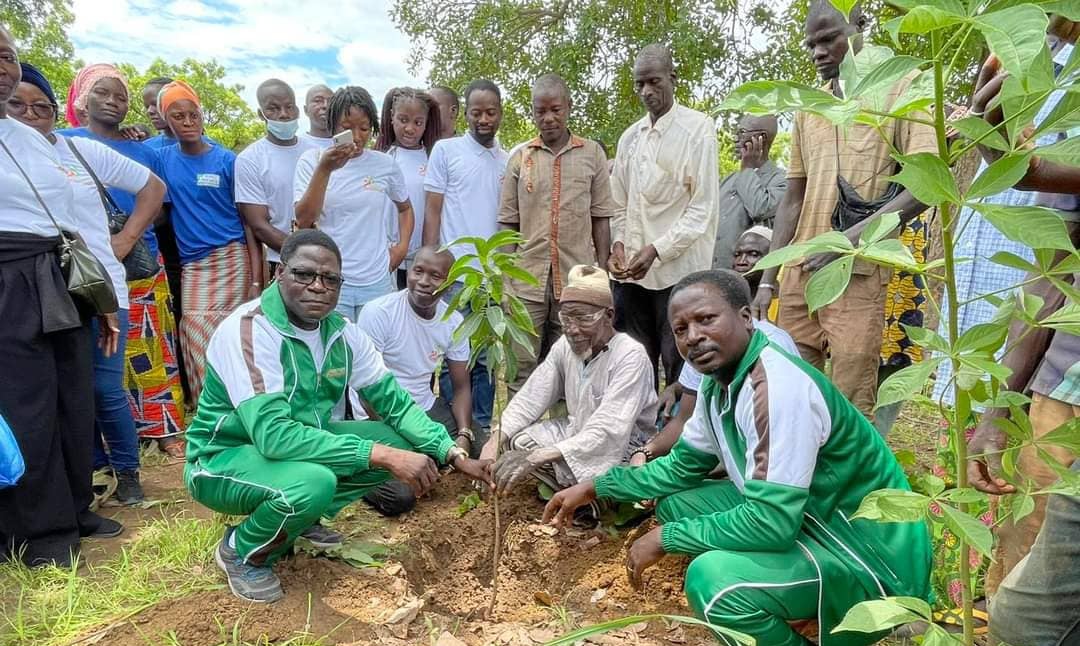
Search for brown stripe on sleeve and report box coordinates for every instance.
[240,306,266,394]
[750,359,771,480]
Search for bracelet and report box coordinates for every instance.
[758,283,777,292]
[457,427,475,444]
[445,446,467,468]
[631,447,654,461]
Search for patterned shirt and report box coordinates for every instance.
[497,135,613,302]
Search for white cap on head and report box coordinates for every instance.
[742,225,773,243]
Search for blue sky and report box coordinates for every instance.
[69,0,426,127]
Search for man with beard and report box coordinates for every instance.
[544,269,931,645]
[479,265,658,494]
[185,231,490,603]
[355,246,475,515]
[301,84,333,148]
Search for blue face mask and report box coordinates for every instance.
[266,117,299,140]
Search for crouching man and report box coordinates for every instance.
[479,265,658,494]
[544,269,931,645]
[184,230,488,603]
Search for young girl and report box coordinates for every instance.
[154,80,262,401]
[375,87,443,288]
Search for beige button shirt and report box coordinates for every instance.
[610,102,719,290]
[498,135,614,302]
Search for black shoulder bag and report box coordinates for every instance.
[830,127,904,231]
[0,138,118,314]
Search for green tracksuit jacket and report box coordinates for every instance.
[594,330,932,645]
[184,285,454,564]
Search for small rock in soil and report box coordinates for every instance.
[434,631,468,646]
[384,597,423,624]
[533,590,554,606]
[589,588,607,603]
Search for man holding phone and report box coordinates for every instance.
[711,115,786,269]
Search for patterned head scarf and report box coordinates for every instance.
[65,63,129,126]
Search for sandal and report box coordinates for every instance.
[158,437,186,460]
[91,468,118,511]
[933,606,989,635]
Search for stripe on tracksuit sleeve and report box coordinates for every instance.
[205,304,285,407]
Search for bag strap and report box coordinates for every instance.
[64,137,125,217]
[0,137,66,237]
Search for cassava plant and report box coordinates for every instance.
[720,0,1080,643]
[439,229,540,617]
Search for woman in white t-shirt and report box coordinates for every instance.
[11,64,166,507]
[375,87,444,288]
[0,50,124,566]
[294,86,415,322]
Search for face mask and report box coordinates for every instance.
[266,118,299,140]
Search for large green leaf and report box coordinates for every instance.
[892,153,961,206]
[832,598,924,635]
[939,502,994,558]
[885,6,965,43]
[965,152,1034,201]
[901,323,950,353]
[850,56,926,101]
[828,0,859,20]
[948,116,1010,153]
[805,256,854,312]
[861,238,919,272]
[875,357,942,410]
[754,232,854,270]
[1041,303,1080,335]
[1033,136,1080,167]
[852,488,930,523]
[955,322,1009,354]
[719,80,860,126]
[1035,415,1080,453]
[501,264,541,287]
[452,311,484,345]
[988,250,1038,274]
[998,75,1047,146]
[973,5,1049,78]
[858,212,901,246]
[485,305,507,337]
[972,203,1075,252]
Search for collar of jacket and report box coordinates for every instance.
[258,283,348,340]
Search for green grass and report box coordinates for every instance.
[0,515,223,646]
[134,596,341,646]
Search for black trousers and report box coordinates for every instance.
[613,281,681,389]
[154,217,190,404]
[0,254,95,565]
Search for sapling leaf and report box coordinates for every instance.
[1034,416,1080,453]
[805,255,854,312]
[891,153,962,205]
[939,503,994,558]
[974,204,1075,252]
[851,488,929,522]
[875,357,942,410]
[832,598,924,634]
[858,211,901,246]
[973,5,1049,78]
[966,152,1034,201]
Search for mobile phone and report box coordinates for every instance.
[332,130,354,146]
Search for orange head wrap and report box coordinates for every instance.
[157,80,201,116]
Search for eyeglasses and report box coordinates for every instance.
[0,52,17,66]
[285,265,343,290]
[558,309,606,329]
[6,99,56,119]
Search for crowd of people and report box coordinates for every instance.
[0,2,1076,644]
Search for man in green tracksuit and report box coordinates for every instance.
[545,269,932,645]
[185,230,489,603]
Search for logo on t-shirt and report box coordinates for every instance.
[361,176,387,192]
[196,173,222,188]
[417,163,427,177]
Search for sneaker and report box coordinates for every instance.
[299,522,344,549]
[215,528,284,603]
[78,510,124,538]
[114,470,145,506]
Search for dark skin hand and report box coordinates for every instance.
[491,449,538,495]
[607,241,629,278]
[542,480,597,528]
[624,244,659,280]
[370,443,440,497]
[626,527,666,590]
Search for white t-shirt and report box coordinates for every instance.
[292,323,326,368]
[235,136,319,263]
[300,133,334,149]
[386,145,428,259]
[294,148,409,287]
[54,136,152,309]
[678,320,800,392]
[423,133,508,267]
[0,118,79,236]
[357,289,469,410]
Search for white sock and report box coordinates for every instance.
[227,531,237,549]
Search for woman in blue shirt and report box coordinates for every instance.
[154,80,262,401]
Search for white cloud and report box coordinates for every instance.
[67,0,428,129]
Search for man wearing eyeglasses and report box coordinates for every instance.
[478,265,658,495]
[712,115,786,270]
[184,230,490,603]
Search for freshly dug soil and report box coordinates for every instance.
[98,470,708,646]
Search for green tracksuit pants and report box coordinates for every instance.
[657,481,874,646]
[186,421,410,566]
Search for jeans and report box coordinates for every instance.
[438,282,493,428]
[91,309,140,472]
[990,460,1080,646]
[334,272,396,322]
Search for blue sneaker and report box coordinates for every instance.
[299,522,344,549]
[214,527,283,603]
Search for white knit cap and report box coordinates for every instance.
[559,265,613,308]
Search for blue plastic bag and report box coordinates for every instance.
[0,412,24,488]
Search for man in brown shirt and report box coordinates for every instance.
[498,74,614,391]
[751,0,936,416]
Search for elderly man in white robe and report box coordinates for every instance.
[480,265,658,494]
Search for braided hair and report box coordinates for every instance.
[375,87,443,155]
[326,86,379,138]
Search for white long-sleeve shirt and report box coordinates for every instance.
[610,103,719,290]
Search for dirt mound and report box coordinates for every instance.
[98,472,706,646]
